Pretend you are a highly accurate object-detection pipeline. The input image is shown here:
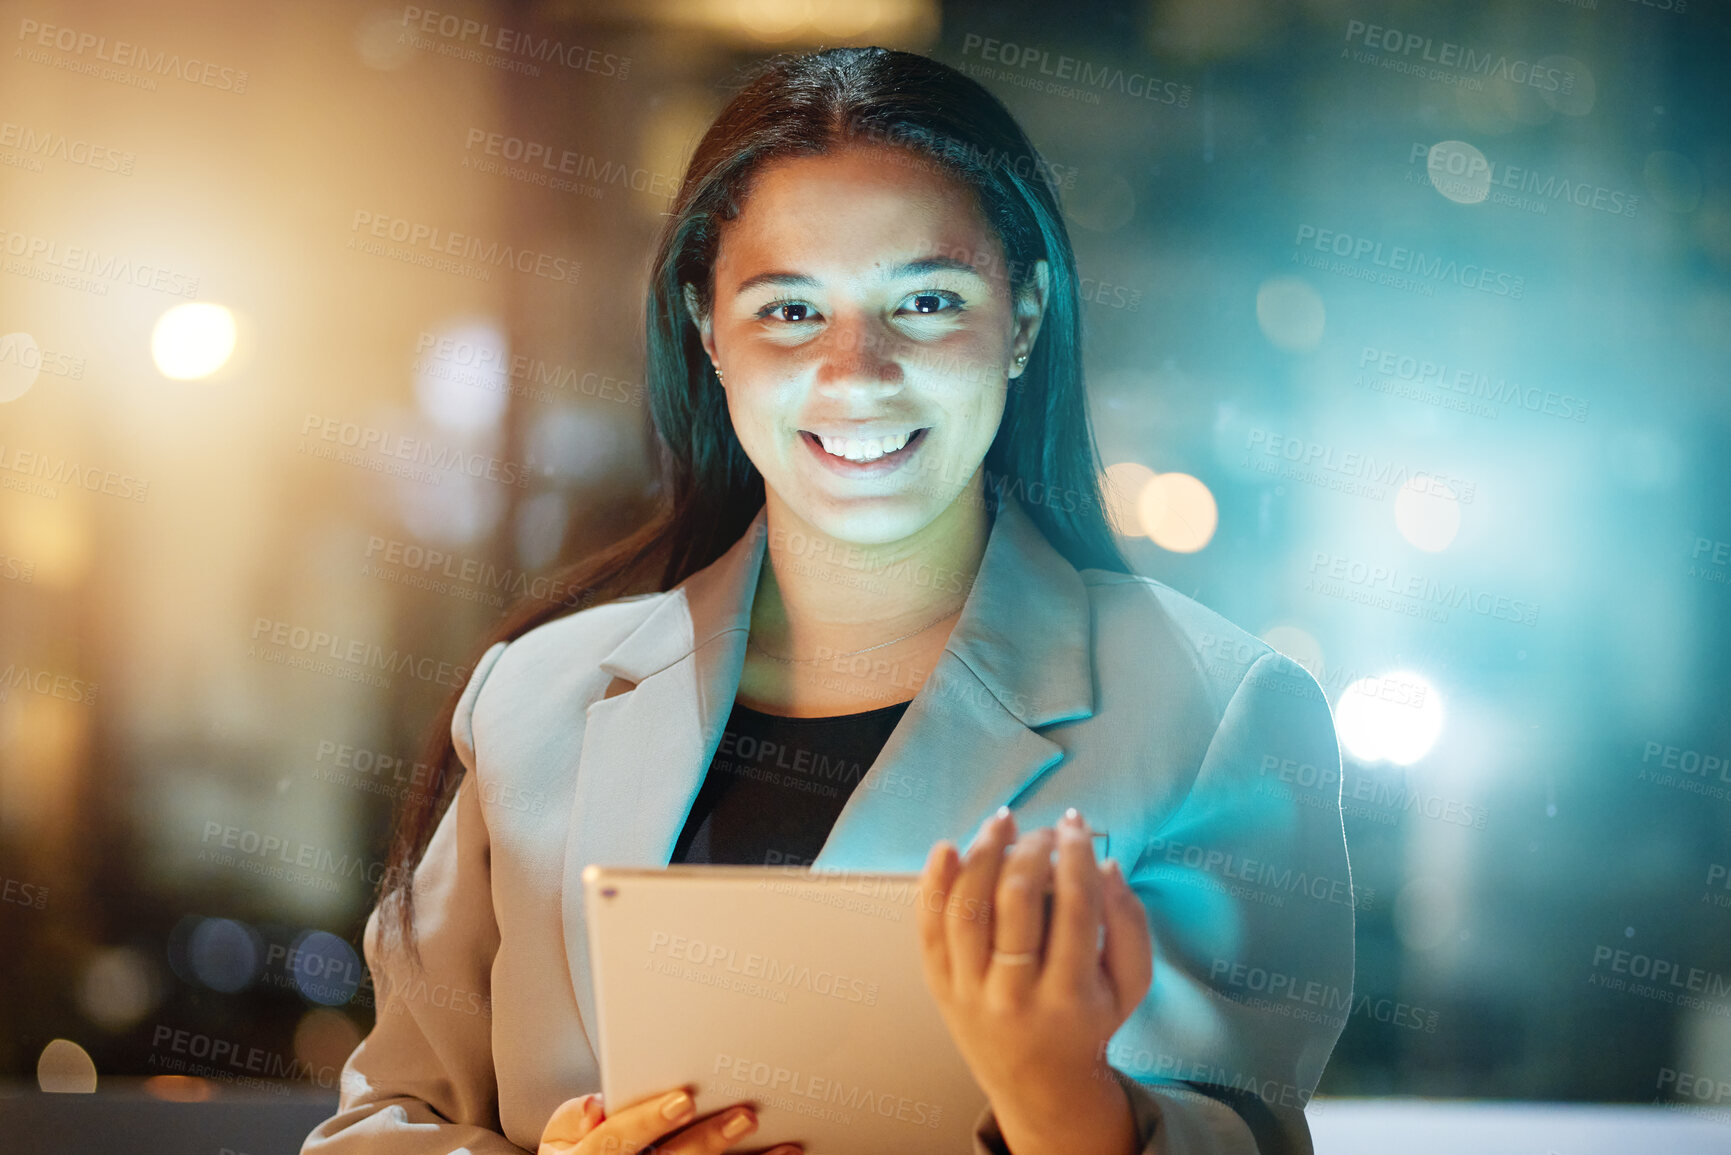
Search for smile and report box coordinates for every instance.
[798,427,929,475]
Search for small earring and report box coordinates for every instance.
[714,364,724,382]
[1015,352,1027,364]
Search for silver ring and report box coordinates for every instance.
[991,950,1039,966]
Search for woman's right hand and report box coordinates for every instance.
[538,1085,802,1155]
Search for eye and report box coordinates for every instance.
[900,290,965,316]
[755,300,819,324]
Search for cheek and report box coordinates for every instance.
[722,379,792,456]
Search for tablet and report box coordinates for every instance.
[581,863,992,1155]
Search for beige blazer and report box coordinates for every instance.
[302,494,1355,1155]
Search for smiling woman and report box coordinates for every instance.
[302,45,1354,1155]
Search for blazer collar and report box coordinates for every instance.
[595,493,1094,728]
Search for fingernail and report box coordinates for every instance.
[661,1091,693,1120]
[996,805,1012,821]
[722,1108,756,1138]
[1063,807,1083,827]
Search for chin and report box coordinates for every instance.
[780,490,952,548]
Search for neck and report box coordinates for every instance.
[751,470,992,658]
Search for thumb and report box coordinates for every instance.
[539,1092,605,1152]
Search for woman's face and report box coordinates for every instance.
[688,144,1047,547]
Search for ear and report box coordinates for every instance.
[1009,258,1050,379]
[682,282,718,366]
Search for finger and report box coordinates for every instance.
[916,839,961,993]
[571,1085,696,1153]
[947,808,1017,984]
[1099,859,1155,1021]
[1042,809,1107,997]
[987,826,1055,1002]
[539,1093,604,1149]
[649,1103,760,1154]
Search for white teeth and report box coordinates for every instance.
[816,430,913,462]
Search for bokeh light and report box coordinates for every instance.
[1335,671,1445,766]
[0,332,41,403]
[1101,461,1158,536]
[1255,276,1327,353]
[289,930,363,1006]
[1394,476,1463,552]
[186,917,263,994]
[150,303,237,380]
[76,946,159,1032]
[36,1039,96,1093]
[1137,472,1218,553]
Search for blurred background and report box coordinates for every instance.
[1,0,1728,1150]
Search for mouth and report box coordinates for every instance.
[798,426,929,476]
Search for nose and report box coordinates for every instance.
[812,311,905,398]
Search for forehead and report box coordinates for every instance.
[714,144,1003,286]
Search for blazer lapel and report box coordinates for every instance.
[559,513,765,1038]
[809,496,1097,872]
[560,495,1097,1039]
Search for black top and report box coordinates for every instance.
[670,697,913,867]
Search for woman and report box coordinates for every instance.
[302,46,1353,1155]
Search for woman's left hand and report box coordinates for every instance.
[915,806,1153,1155]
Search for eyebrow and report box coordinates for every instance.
[732,255,986,297]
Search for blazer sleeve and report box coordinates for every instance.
[301,641,522,1155]
[971,649,1355,1155]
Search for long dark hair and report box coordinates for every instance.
[379,45,1133,951]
